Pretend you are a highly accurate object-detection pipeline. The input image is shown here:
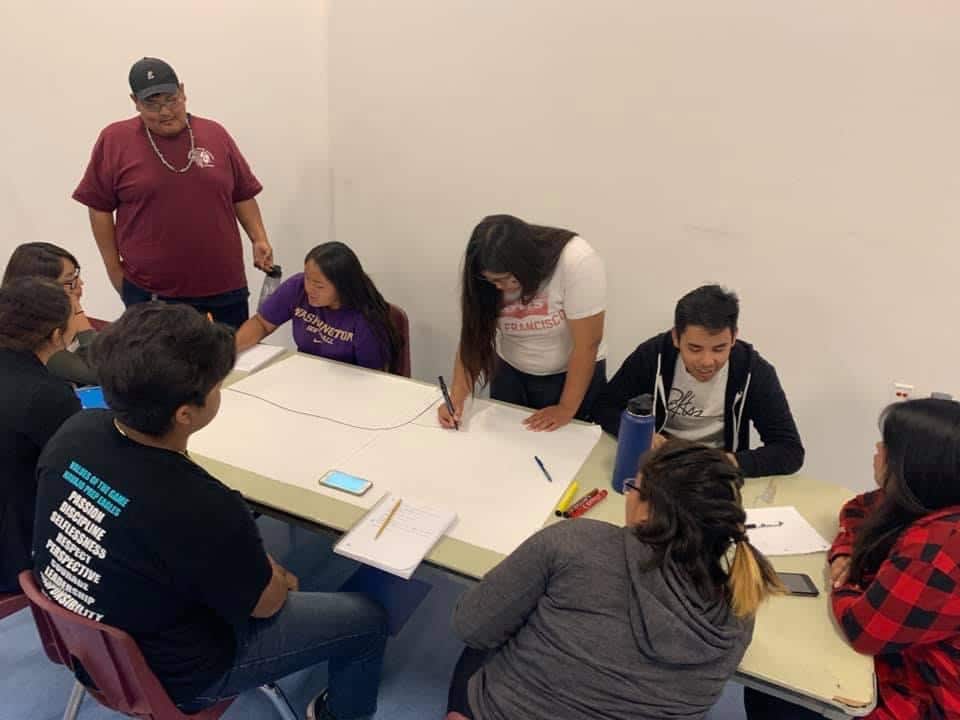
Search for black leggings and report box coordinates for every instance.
[743,687,824,719]
[490,358,606,420]
[446,647,491,719]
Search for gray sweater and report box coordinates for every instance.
[452,519,753,720]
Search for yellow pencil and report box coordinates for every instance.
[375,498,402,540]
[553,481,579,517]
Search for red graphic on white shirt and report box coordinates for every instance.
[500,293,566,332]
[501,294,550,318]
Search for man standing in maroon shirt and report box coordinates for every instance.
[73,57,274,328]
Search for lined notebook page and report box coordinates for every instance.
[334,493,457,579]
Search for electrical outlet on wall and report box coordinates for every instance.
[892,382,914,403]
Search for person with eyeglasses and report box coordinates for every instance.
[446,440,782,720]
[72,57,275,328]
[438,214,607,432]
[3,243,99,386]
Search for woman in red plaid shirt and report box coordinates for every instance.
[747,398,960,719]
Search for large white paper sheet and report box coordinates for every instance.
[191,390,379,492]
[191,357,601,556]
[347,401,601,555]
[228,354,442,429]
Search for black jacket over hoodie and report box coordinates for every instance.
[592,332,804,478]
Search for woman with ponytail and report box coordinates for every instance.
[747,398,960,720]
[446,440,780,720]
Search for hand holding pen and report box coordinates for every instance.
[438,376,464,430]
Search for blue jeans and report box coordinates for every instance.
[121,278,250,329]
[182,592,388,718]
[491,358,607,421]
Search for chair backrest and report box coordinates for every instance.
[388,303,412,378]
[18,571,215,720]
[0,591,28,620]
[87,317,111,332]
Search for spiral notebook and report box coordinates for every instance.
[334,493,458,579]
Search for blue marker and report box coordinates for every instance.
[534,455,553,483]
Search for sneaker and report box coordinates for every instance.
[305,690,337,720]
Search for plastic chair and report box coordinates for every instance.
[19,571,297,720]
[0,591,28,620]
[388,303,412,377]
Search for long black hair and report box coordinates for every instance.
[3,242,79,285]
[459,214,576,387]
[305,242,402,372]
[0,277,72,353]
[849,399,960,586]
[633,440,782,616]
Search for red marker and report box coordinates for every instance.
[565,489,608,518]
[562,489,599,518]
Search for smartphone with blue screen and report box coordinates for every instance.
[319,470,372,496]
[76,386,108,410]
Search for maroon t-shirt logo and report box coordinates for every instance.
[188,148,215,168]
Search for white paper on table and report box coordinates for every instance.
[745,506,830,556]
[227,354,441,429]
[334,493,458,579]
[233,344,286,373]
[190,389,379,494]
[354,398,602,556]
[192,372,601,557]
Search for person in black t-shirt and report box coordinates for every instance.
[33,303,387,719]
[0,278,81,591]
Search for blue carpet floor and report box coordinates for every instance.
[0,517,747,720]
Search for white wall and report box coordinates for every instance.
[0,0,332,330]
[328,1,960,492]
[6,2,959,493]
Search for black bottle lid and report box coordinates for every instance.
[627,393,654,416]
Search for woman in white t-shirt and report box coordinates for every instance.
[439,214,606,432]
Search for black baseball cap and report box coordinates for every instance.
[129,57,180,100]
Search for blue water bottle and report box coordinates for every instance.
[612,393,656,493]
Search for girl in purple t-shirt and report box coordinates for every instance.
[235,242,401,371]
